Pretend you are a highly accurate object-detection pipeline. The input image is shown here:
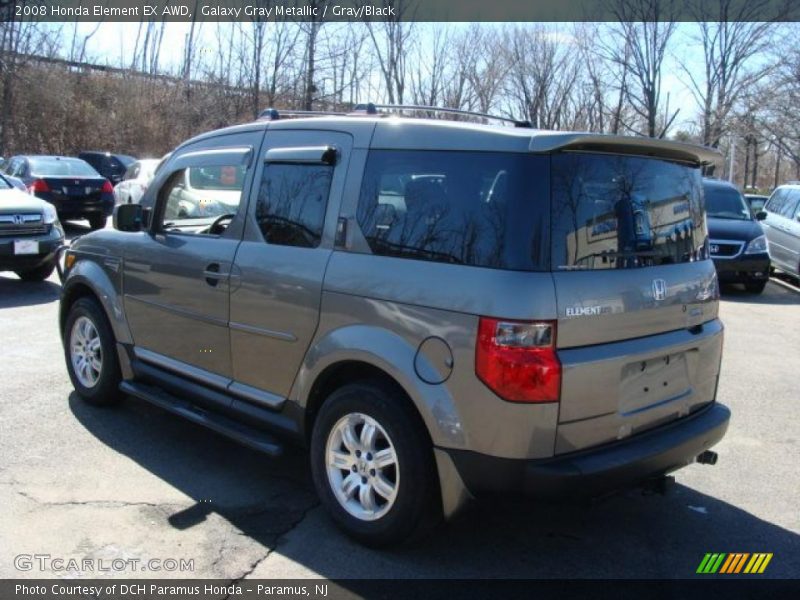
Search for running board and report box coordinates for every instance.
[119,381,284,457]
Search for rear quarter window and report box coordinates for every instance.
[355,150,549,271]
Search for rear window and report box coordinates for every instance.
[30,157,100,178]
[356,150,549,271]
[551,154,708,270]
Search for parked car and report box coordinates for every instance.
[1,155,114,230]
[760,183,800,279]
[78,151,136,186]
[744,193,769,215]
[0,173,65,281]
[113,159,161,206]
[704,179,770,294]
[59,108,730,546]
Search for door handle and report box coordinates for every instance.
[204,263,222,287]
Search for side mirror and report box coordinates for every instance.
[113,203,144,232]
[756,211,767,221]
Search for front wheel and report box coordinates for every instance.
[745,280,767,294]
[64,297,121,406]
[310,381,441,547]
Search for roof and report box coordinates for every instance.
[181,114,722,166]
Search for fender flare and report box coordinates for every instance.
[291,324,467,450]
[61,259,133,346]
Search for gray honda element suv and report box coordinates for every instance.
[59,109,730,546]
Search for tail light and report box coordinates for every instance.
[101,180,114,193]
[28,179,51,194]
[475,317,561,403]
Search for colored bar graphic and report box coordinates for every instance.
[701,552,773,574]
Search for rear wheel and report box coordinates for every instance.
[745,280,767,294]
[15,260,55,282]
[310,381,441,547]
[88,215,107,230]
[64,297,121,406]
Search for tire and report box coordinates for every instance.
[745,280,767,294]
[64,297,122,406]
[88,215,107,230]
[310,381,441,547]
[15,260,56,282]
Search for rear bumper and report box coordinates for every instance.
[42,194,114,219]
[445,402,730,499]
[712,253,770,283]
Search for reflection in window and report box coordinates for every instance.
[551,154,707,270]
[162,164,245,222]
[256,163,332,248]
[356,150,549,271]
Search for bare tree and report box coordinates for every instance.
[603,0,679,138]
[363,0,414,103]
[504,25,582,129]
[683,0,779,153]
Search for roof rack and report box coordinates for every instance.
[351,103,532,128]
[257,108,347,121]
[257,104,532,128]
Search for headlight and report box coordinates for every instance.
[744,235,767,254]
[42,203,59,225]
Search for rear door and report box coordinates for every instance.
[549,153,722,453]
[229,130,352,405]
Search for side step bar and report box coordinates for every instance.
[119,381,284,457]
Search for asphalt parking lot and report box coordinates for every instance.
[1,223,799,581]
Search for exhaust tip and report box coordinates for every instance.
[696,450,718,465]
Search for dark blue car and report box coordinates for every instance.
[0,155,114,230]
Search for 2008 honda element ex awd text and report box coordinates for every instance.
[59,105,730,546]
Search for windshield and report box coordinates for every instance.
[704,186,751,220]
[0,175,11,190]
[551,154,708,270]
[30,157,100,178]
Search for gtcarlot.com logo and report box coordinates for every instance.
[14,553,194,573]
[696,552,773,574]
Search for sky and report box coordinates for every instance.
[63,21,704,130]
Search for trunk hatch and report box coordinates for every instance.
[549,152,722,453]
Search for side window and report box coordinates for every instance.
[156,162,246,234]
[787,190,800,219]
[355,150,549,271]
[765,189,788,216]
[255,163,333,248]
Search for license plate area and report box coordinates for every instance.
[64,186,90,196]
[619,352,690,415]
[14,240,39,255]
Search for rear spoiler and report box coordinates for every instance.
[529,133,722,167]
